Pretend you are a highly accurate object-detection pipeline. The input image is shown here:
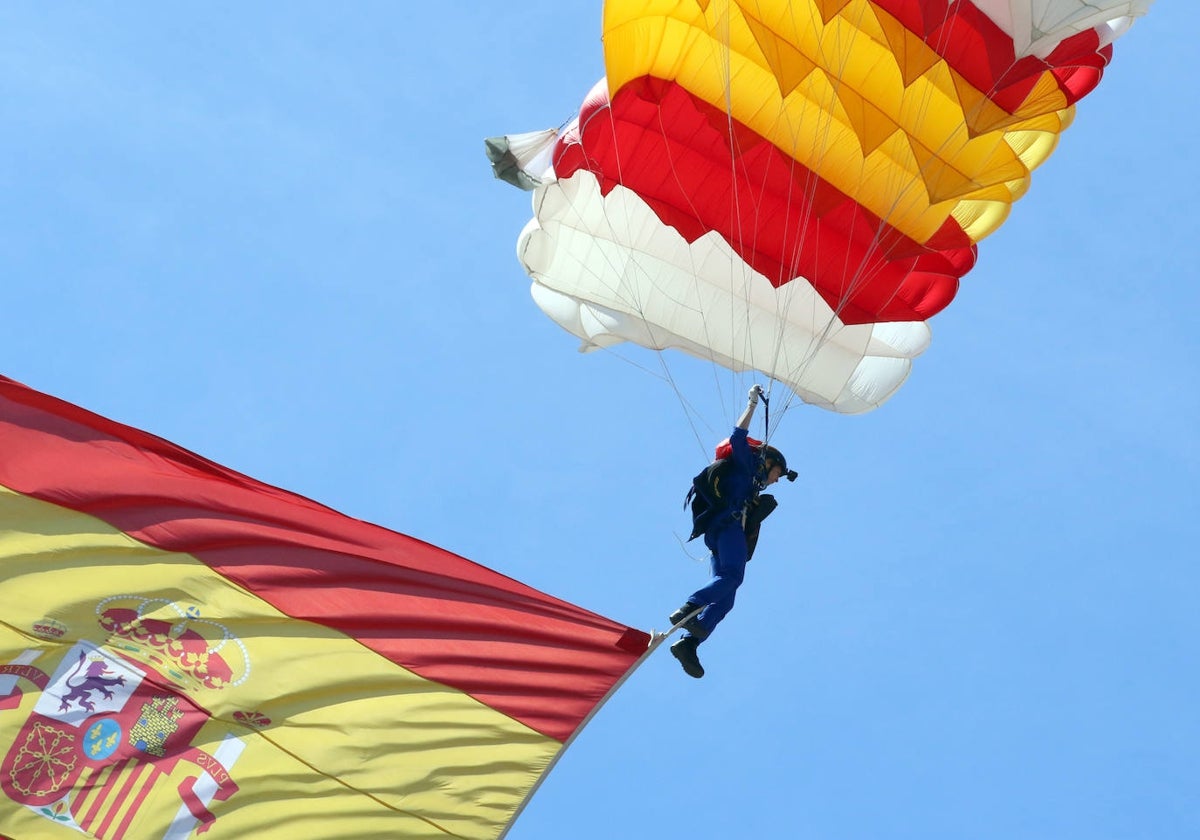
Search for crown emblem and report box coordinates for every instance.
[95,596,250,691]
[31,618,68,640]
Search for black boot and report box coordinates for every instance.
[670,636,704,678]
[668,603,706,638]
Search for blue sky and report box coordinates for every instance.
[1,4,1196,839]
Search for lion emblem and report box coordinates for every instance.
[56,651,126,714]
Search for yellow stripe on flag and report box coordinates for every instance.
[0,485,560,840]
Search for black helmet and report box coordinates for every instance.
[758,445,797,482]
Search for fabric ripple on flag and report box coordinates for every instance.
[0,375,651,840]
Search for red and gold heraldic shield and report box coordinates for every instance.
[0,375,650,840]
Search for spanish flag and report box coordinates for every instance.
[0,375,651,840]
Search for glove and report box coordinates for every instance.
[748,384,763,405]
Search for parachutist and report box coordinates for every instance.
[668,385,791,678]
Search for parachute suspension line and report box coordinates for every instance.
[807,0,921,420]
[600,0,755,440]
[621,0,813,435]
[739,0,927,424]
[708,1,804,438]
[548,70,723,452]
[743,0,882,421]
[589,35,729,447]
[729,0,922,426]
[862,0,946,298]
[717,0,760,421]
[647,95,739,450]
[654,0,759,435]
[824,0,983,343]
[768,0,936,422]
[813,0,890,337]
[593,1,755,457]
[619,94,728,449]
[579,2,866,436]
[751,3,831,427]
[759,386,773,446]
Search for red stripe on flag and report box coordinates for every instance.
[74,762,117,831]
[94,761,154,840]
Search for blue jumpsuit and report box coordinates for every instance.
[684,426,757,642]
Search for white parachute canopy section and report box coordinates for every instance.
[518,171,931,415]
[973,0,1153,56]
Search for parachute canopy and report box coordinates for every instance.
[0,375,649,840]
[490,0,1152,413]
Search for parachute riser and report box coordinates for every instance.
[755,387,797,484]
